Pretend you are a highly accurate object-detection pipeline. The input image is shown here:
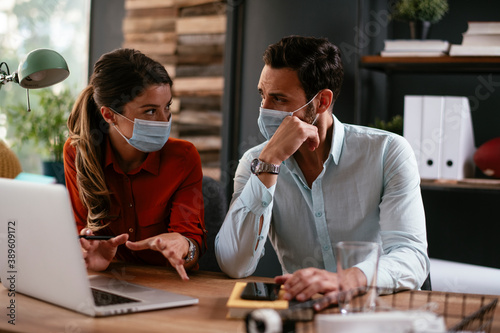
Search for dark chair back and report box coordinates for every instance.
[198,176,227,272]
[421,273,432,291]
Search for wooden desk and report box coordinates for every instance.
[0,263,499,333]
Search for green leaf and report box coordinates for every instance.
[4,88,75,162]
[369,115,404,136]
[391,0,449,23]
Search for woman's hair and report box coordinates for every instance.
[263,35,344,104]
[67,48,172,230]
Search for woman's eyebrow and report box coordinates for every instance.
[138,103,160,108]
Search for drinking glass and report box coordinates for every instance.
[335,241,381,314]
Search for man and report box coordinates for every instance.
[215,35,429,309]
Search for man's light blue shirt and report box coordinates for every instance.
[215,115,430,291]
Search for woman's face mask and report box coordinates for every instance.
[111,109,171,153]
[257,92,320,140]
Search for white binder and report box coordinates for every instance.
[440,97,475,179]
[403,95,475,180]
[403,95,423,171]
[419,96,445,179]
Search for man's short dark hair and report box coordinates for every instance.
[263,35,344,103]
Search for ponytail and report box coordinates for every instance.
[67,85,111,230]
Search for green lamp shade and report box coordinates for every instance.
[17,49,69,89]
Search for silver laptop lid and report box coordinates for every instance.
[0,179,97,316]
[0,178,198,317]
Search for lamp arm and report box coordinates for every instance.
[0,62,19,88]
[0,62,9,86]
[0,72,19,85]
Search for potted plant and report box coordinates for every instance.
[369,115,403,136]
[391,0,449,39]
[5,88,74,184]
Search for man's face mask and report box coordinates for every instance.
[257,92,319,140]
[111,108,171,153]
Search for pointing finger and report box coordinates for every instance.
[173,263,189,281]
[126,237,154,251]
[109,233,129,247]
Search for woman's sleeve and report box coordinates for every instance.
[167,143,207,253]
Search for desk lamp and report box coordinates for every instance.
[0,48,70,111]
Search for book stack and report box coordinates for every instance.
[450,22,500,56]
[380,40,450,57]
[403,95,475,180]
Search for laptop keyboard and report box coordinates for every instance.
[91,288,140,306]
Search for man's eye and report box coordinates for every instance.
[145,108,156,114]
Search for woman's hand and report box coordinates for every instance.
[274,267,367,311]
[79,228,129,271]
[126,232,196,281]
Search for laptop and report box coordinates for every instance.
[0,177,198,317]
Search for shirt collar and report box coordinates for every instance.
[330,114,345,165]
[104,136,161,176]
[283,113,345,175]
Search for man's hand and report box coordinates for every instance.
[126,232,194,281]
[79,228,128,271]
[274,267,367,311]
[259,116,320,165]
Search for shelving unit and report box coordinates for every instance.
[421,178,500,192]
[354,0,500,273]
[361,56,500,73]
[358,55,500,192]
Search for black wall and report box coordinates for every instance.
[88,0,125,78]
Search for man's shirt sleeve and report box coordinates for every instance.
[215,153,276,278]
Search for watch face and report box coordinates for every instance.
[251,158,260,174]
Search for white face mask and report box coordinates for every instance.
[257,92,319,140]
[111,109,171,153]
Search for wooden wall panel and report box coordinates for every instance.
[123,0,226,180]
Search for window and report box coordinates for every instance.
[0,0,90,173]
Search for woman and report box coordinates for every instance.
[64,48,206,280]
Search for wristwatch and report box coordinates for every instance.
[250,158,280,175]
[183,237,196,263]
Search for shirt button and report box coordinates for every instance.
[323,245,330,251]
[128,228,134,233]
[262,201,268,207]
[129,203,133,208]
[258,235,264,240]
[315,211,323,217]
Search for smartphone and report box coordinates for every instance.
[240,282,281,301]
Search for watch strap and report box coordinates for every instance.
[251,158,280,175]
[183,237,196,263]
